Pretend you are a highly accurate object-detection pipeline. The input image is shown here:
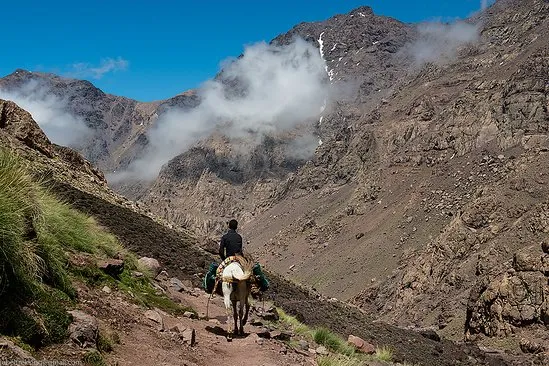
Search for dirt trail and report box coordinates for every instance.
[103,288,315,366]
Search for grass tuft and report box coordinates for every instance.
[317,355,363,366]
[82,350,106,366]
[375,346,393,362]
[313,327,355,356]
[277,308,312,337]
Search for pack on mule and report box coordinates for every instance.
[203,256,269,295]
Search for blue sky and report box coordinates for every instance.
[2,0,488,102]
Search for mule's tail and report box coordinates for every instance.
[233,255,254,281]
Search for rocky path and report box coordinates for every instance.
[103,283,316,366]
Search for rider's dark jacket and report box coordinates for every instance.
[219,229,243,260]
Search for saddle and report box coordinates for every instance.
[203,255,269,295]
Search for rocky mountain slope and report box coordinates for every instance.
[245,0,549,353]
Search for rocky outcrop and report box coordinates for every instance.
[466,243,549,338]
[68,310,99,348]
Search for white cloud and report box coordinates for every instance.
[405,21,480,65]
[69,57,129,79]
[0,80,91,147]
[110,38,328,182]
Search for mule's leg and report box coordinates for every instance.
[222,283,233,341]
[233,301,239,335]
[238,300,245,336]
[242,300,250,326]
[242,288,252,326]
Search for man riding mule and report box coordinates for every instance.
[203,219,269,339]
[219,254,254,340]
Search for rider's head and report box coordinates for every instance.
[228,219,238,230]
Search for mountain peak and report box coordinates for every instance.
[349,6,374,17]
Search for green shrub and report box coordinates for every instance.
[97,333,114,353]
[313,327,355,356]
[0,288,72,347]
[82,350,106,366]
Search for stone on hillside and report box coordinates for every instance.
[138,257,161,276]
[101,285,111,294]
[145,309,164,331]
[250,318,263,326]
[0,337,36,360]
[256,328,271,339]
[348,334,376,354]
[419,329,441,342]
[348,334,365,348]
[169,323,186,333]
[316,346,329,355]
[155,270,169,282]
[169,277,184,292]
[181,328,196,346]
[271,330,292,341]
[132,271,144,278]
[183,311,196,319]
[298,340,309,351]
[513,252,541,272]
[68,310,99,348]
[542,241,549,254]
[98,259,124,278]
[520,338,545,354]
[257,307,279,321]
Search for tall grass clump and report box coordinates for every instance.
[0,148,124,347]
[0,149,43,300]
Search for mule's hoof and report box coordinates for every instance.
[227,333,233,342]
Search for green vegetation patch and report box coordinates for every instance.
[313,327,356,356]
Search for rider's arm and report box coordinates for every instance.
[219,236,226,260]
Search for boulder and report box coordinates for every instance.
[0,336,36,360]
[513,252,541,272]
[145,310,164,331]
[316,346,329,355]
[542,241,549,254]
[257,307,279,321]
[155,270,169,282]
[181,328,196,346]
[169,323,186,333]
[466,271,549,337]
[348,334,376,354]
[68,310,99,348]
[98,259,124,278]
[138,257,161,276]
[169,277,184,292]
[520,338,545,354]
